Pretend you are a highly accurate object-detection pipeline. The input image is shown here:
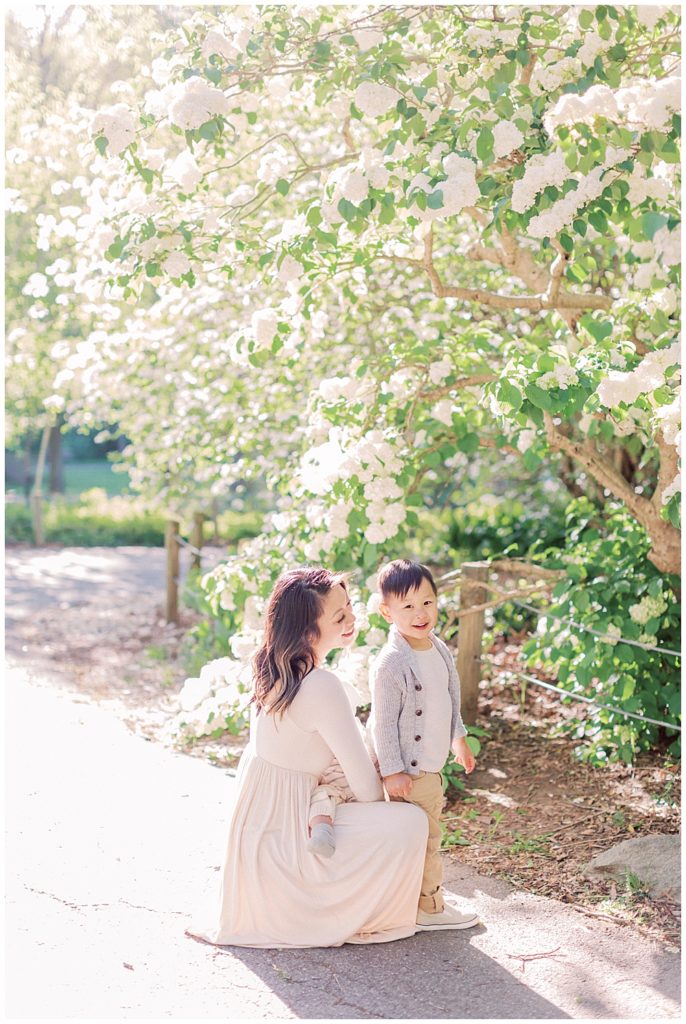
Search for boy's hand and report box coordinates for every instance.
[384,772,414,799]
[451,736,476,774]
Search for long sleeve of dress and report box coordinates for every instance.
[293,669,383,803]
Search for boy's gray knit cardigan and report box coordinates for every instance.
[368,625,468,778]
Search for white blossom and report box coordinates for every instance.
[354,81,398,118]
[161,251,191,277]
[251,308,279,347]
[353,28,385,51]
[492,120,525,159]
[169,77,230,130]
[168,150,202,190]
[90,103,137,155]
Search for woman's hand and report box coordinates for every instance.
[384,772,414,799]
[451,736,476,774]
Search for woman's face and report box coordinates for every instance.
[312,583,356,662]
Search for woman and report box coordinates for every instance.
[187,567,428,948]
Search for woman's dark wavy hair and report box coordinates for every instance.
[251,566,347,716]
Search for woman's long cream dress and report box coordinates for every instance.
[187,667,429,948]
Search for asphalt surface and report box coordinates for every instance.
[4,548,682,1019]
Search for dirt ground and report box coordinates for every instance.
[7,545,680,950]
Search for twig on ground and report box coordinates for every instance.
[506,947,565,972]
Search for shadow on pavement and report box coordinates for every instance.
[210,936,572,1020]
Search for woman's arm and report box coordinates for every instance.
[299,670,383,802]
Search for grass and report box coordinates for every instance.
[63,460,130,497]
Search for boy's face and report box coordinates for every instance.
[380,578,438,645]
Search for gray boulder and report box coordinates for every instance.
[584,834,681,902]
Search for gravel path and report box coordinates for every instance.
[5,547,681,1019]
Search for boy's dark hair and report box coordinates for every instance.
[377,559,437,600]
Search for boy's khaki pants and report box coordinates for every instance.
[397,771,445,914]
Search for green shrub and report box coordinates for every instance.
[5,502,33,542]
[5,489,266,548]
[521,499,681,764]
[446,497,567,562]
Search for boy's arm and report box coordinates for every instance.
[370,659,407,779]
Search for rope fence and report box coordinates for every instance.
[440,569,681,660]
[479,654,682,733]
[165,514,206,623]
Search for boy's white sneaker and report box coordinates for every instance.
[415,904,480,930]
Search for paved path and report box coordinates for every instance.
[4,548,681,1019]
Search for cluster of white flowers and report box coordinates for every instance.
[277,253,304,284]
[492,120,525,159]
[616,76,681,130]
[334,643,380,705]
[597,342,680,408]
[635,6,668,30]
[352,28,385,51]
[354,81,398,118]
[430,399,455,426]
[201,22,251,60]
[577,31,610,68]
[22,272,50,298]
[257,145,290,186]
[168,656,252,742]
[516,428,537,453]
[537,364,579,390]
[161,251,191,277]
[326,499,354,540]
[629,593,668,625]
[653,224,681,268]
[527,148,630,239]
[511,150,568,213]
[602,622,622,646]
[428,358,452,384]
[90,104,137,156]
[168,150,202,191]
[408,153,480,223]
[530,56,580,94]
[251,308,279,348]
[641,287,678,318]
[319,375,366,403]
[544,84,618,133]
[383,367,419,399]
[169,77,230,130]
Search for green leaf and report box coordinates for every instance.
[426,189,444,210]
[585,319,613,342]
[94,135,108,155]
[198,119,219,141]
[457,433,480,454]
[275,178,290,196]
[559,232,574,253]
[337,198,358,222]
[476,126,494,162]
[498,380,522,410]
[378,202,395,225]
[524,383,554,411]
[641,211,668,240]
[465,736,481,756]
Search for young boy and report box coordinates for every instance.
[368,559,480,931]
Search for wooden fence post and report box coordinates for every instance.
[165,519,180,624]
[456,561,490,726]
[190,512,205,571]
[30,424,51,546]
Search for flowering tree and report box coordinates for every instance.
[33,5,680,753]
[60,4,680,573]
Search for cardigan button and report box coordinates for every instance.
[415,709,422,716]
[410,760,418,767]
[415,684,422,691]
[414,735,421,742]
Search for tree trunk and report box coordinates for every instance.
[48,421,64,493]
